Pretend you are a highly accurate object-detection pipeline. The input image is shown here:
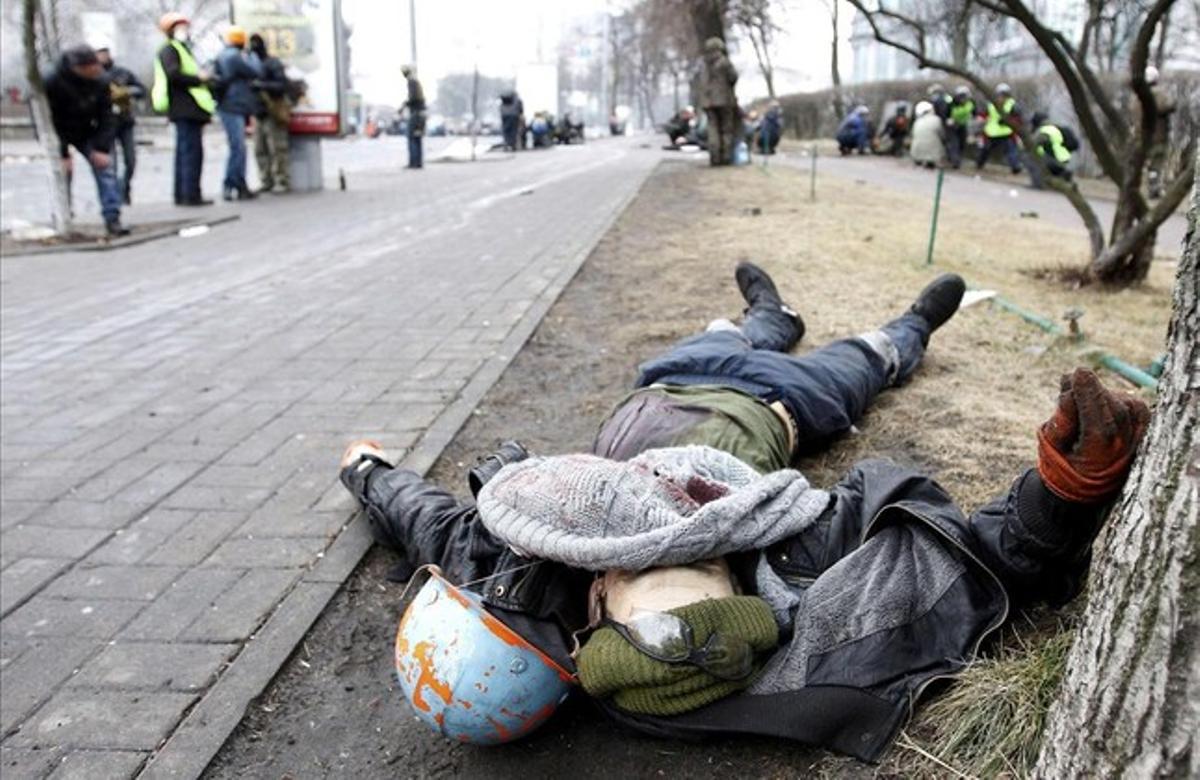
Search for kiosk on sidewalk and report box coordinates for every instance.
[232,0,349,192]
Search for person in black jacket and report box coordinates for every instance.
[335,266,1149,760]
[96,47,145,205]
[155,12,216,206]
[44,45,128,236]
[401,65,426,169]
[249,34,292,193]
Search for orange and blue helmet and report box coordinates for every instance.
[394,566,574,745]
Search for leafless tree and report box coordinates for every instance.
[847,0,1195,287]
[730,0,779,98]
[23,0,72,234]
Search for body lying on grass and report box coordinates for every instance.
[338,265,1148,761]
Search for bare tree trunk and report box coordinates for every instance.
[830,1,844,120]
[1036,153,1199,778]
[23,0,72,235]
[950,0,972,68]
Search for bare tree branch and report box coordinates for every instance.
[998,0,1125,182]
[1092,140,1196,277]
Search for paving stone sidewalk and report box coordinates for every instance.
[0,139,657,779]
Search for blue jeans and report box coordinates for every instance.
[80,146,122,223]
[114,123,136,199]
[407,129,423,168]
[173,119,205,202]
[975,135,1021,172]
[219,110,249,190]
[636,307,930,452]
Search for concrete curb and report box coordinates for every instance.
[1,215,240,259]
[136,159,656,779]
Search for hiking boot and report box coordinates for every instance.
[736,260,805,341]
[910,273,966,333]
[735,261,783,307]
[105,219,131,237]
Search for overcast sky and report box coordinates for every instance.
[343,0,853,107]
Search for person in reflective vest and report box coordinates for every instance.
[153,12,215,206]
[946,86,975,169]
[974,83,1022,174]
[1028,111,1074,189]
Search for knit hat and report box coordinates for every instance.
[577,596,778,716]
[476,446,830,573]
[64,45,100,68]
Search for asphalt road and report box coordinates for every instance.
[0,134,658,780]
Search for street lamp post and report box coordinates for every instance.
[409,0,417,66]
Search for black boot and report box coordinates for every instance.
[735,261,783,307]
[910,273,966,333]
[237,185,257,201]
[736,261,806,342]
[105,218,131,237]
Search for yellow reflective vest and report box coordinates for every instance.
[152,40,215,115]
[1035,124,1072,164]
[983,97,1015,138]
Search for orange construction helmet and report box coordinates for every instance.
[225,26,247,46]
[158,12,189,35]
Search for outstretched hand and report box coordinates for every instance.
[1036,368,1150,502]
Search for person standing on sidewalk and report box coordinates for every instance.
[153,12,216,206]
[401,65,426,169]
[701,37,738,166]
[214,27,263,201]
[975,83,1022,174]
[249,34,291,193]
[44,45,129,236]
[95,46,145,205]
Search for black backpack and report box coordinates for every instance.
[1059,124,1080,152]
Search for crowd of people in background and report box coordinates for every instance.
[833,70,1176,196]
[40,10,302,236]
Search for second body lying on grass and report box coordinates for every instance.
[339,265,1148,761]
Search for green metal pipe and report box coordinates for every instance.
[987,295,1158,390]
[925,168,945,266]
[1096,354,1159,390]
[990,295,1063,334]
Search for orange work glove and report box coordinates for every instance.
[1036,368,1151,503]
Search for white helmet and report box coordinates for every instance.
[1144,65,1160,84]
[996,82,1012,95]
[915,101,933,117]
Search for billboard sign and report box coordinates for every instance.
[231,0,345,135]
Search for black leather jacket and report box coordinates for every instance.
[341,453,1101,761]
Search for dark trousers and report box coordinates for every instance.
[407,129,424,168]
[173,119,205,203]
[637,305,929,452]
[705,106,737,165]
[946,125,967,168]
[975,135,1021,172]
[114,122,136,200]
[501,115,519,150]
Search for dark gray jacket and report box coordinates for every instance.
[342,452,1101,762]
[215,46,263,116]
